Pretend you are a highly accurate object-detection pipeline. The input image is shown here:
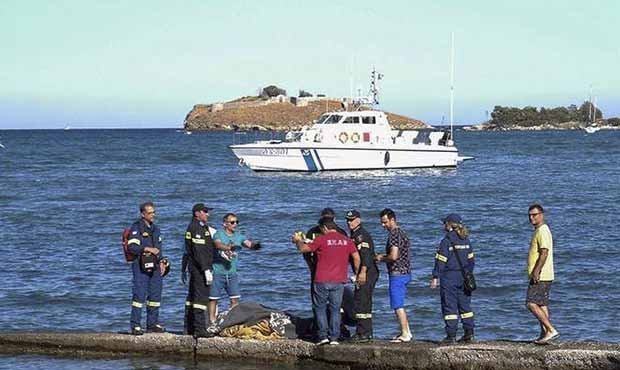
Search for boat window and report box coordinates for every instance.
[362,116,376,124]
[315,114,330,124]
[343,116,360,124]
[325,115,343,124]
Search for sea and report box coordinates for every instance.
[1,128,619,369]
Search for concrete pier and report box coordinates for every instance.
[1,332,619,370]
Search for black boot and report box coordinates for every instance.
[440,335,456,345]
[458,330,474,343]
[184,305,194,335]
[147,324,166,333]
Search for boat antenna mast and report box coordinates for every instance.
[450,32,455,141]
[369,66,383,107]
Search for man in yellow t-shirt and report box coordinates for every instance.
[526,204,559,344]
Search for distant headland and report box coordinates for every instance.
[183,85,428,132]
[466,101,620,131]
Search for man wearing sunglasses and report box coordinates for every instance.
[209,213,261,324]
[526,204,559,344]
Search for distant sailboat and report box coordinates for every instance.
[64,125,71,131]
[583,126,600,134]
[583,88,600,134]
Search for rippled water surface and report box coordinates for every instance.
[1,129,619,369]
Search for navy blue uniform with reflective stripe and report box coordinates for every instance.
[127,219,163,330]
[350,225,379,337]
[432,230,475,336]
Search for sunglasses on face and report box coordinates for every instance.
[227,220,238,224]
[528,213,542,217]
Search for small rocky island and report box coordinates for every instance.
[467,101,620,131]
[183,85,428,132]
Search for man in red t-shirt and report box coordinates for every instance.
[293,217,360,345]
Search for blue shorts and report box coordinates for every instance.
[209,273,241,300]
[389,274,411,310]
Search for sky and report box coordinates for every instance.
[1,0,619,129]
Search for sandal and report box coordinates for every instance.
[391,335,412,343]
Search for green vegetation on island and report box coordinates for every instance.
[470,101,620,131]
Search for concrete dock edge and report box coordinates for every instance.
[1,332,619,370]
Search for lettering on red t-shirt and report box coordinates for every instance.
[308,232,357,283]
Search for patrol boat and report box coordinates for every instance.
[229,69,471,172]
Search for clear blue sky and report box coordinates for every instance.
[2,0,619,129]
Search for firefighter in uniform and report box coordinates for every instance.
[182,206,217,335]
[345,210,379,342]
[430,213,475,343]
[185,203,216,338]
[127,201,169,335]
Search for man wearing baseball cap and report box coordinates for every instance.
[431,213,475,343]
[345,210,379,342]
[184,203,216,337]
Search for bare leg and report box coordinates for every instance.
[208,300,218,323]
[527,303,555,333]
[230,298,239,308]
[539,306,549,338]
[395,308,412,337]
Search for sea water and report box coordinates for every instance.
[1,128,618,369]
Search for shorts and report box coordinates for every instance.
[209,273,241,300]
[389,274,411,310]
[526,280,552,306]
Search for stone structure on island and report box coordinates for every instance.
[183,85,428,132]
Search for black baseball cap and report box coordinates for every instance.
[345,210,361,220]
[192,203,213,214]
[320,207,335,217]
[442,213,462,224]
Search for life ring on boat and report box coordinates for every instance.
[338,132,349,144]
[350,132,360,143]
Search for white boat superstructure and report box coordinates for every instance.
[230,110,463,172]
[230,62,472,172]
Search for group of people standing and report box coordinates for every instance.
[126,202,260,338]
[125,201,558,346]
[294,207,474,345]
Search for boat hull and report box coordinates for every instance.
[230,144,459,172]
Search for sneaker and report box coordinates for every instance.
[131,326,144,336]
[193,330,215,339]
[329,340,340,345]
[147,324,166,333]
[316,338,330,346]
